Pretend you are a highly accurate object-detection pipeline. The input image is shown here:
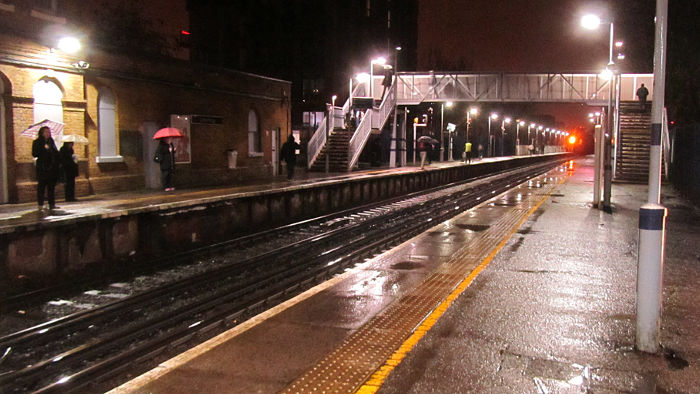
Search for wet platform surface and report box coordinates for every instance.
[110,157,700,393]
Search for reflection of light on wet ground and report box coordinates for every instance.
[348,271,388,297]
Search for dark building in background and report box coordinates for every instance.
[187,0,418,130]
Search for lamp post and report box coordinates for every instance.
[537,125,543,154]
[390,46,402,168]
[516,120,525,155]
[501,117,511,156]
[440,101,453,161]
[466,107,478,143]
[581,13,616,212]
[488,113,498,157]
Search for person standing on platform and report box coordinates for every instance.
[464,141,472,164]
[636,83,649,110]
[32,126,60,211]
[418,138,428,169]
[154,137,176,191]
[280,134,300,180]
[59,141,78,201]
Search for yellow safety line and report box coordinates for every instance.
[356,175,568,394]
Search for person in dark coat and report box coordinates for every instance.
[32,126,60,210]
[59,141,79,201]
[380,66,393,102]
[154,138,176,191]
[636,83,649,110]
[280,134,300,180]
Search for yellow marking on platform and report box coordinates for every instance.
[355,175,567,394]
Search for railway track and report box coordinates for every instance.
[0,160,566,393]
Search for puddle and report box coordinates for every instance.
[455,223,490,232]
[390,261,424,270]
[664,348,689,370]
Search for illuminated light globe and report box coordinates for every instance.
[57,37,81,53]
[580,14,601,30]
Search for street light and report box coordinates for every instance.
[581,12,616,211]
[516,120,525,154]
[440,102,453,161]
[466,107,478,144]
[488,113,498,157]
[501,117,511,156]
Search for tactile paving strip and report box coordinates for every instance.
[281,170,567,394]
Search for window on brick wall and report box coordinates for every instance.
[96,87,123,163]
[248,109,261,156]
[33,78,63,139]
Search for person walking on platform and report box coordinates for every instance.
[59,141,79,201]
[154,138,176,191]
[280,134,300,180]
[32,126,60,211]
[636,83,649,110]
[464,141,472,164]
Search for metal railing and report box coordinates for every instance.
[307,84,365,169]
[306,116,328,169]
[348,83,396,170]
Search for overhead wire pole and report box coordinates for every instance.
[636,0,668,354]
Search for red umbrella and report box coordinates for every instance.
[153,127,183,140]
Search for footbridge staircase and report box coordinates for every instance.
[306,72,654,172]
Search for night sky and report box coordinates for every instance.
[417,0,655,73]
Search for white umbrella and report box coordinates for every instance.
[62,134,89,144]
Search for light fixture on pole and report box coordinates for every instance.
[488,113,498,157]
[516,120,525,154]
[390,46,402,168]
[501,117,511,156]
[466,106,478,143]
[581,12,616,212]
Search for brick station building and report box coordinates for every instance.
[0,0,291,204]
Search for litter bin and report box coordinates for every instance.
[227,150,238,169]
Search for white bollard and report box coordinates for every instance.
[636,203,667,353]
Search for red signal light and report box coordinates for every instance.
[568,135,577,145]
[180,30,191,35]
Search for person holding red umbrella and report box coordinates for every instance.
[154,137,176,191]
[153,127,182,192]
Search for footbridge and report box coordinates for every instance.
[307,72,653,171]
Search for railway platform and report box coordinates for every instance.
[111,156,700,393]
[1,154,565,294]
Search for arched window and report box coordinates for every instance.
[248,109,261,155]
[33,78,63,126]
[96,88,122,162]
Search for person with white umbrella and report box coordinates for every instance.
[59,134,88,201]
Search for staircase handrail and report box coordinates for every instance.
[347,82,396,170]
[307,115,328,169]
[308,83,367,169]
[662,107,671,178]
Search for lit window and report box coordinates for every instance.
[248,110,261,155]
[96,88,123,162]
[33,78,63,139]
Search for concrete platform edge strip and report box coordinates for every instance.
[355,175,566,394]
